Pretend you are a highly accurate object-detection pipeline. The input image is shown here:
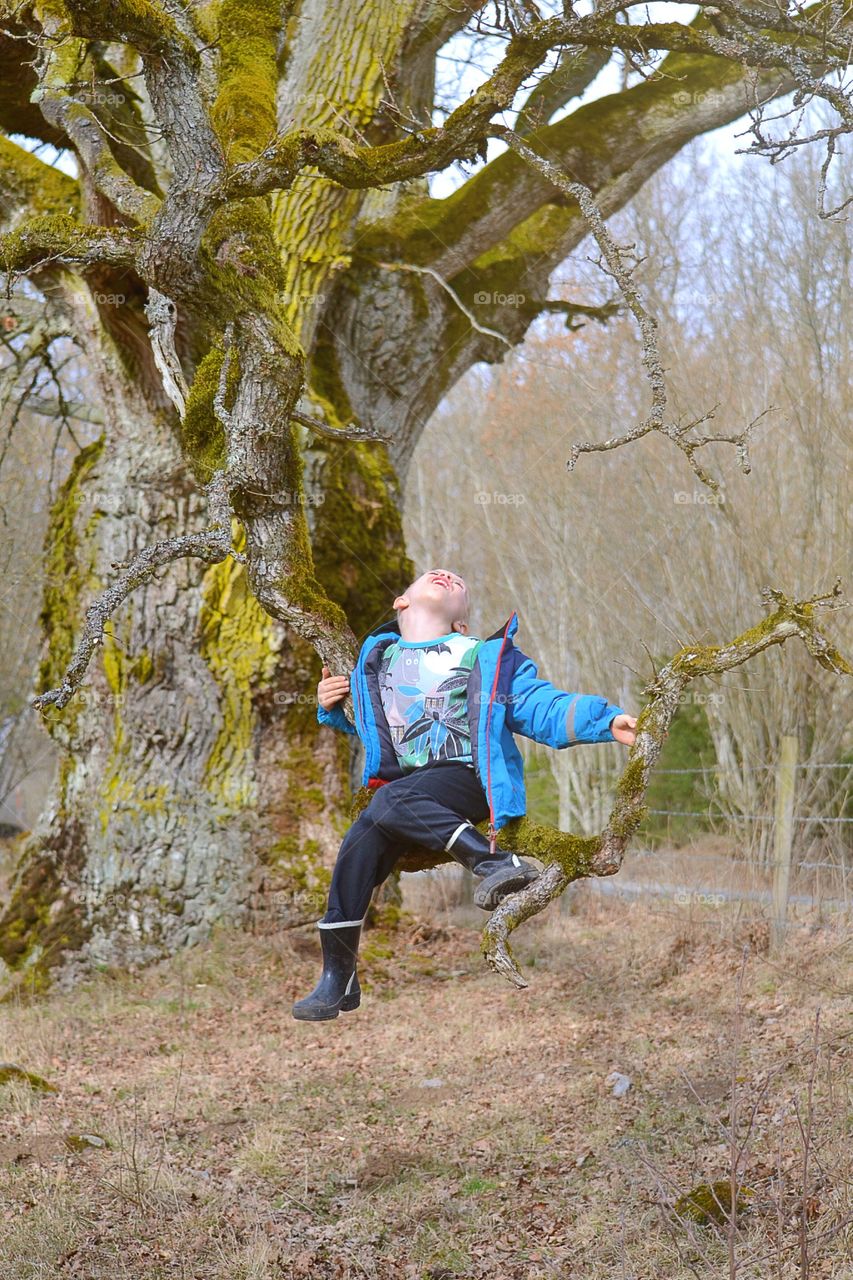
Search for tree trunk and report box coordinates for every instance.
[0,288,359,992]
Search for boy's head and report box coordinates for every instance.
[393,569,471,636]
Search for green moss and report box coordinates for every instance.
[311,439,412,637]
[0,827,91,999]
[480,816,600,879]
[97,624,172,835]
[608,752,649,841]
[201,0,296,339]
[0,1063,58,1092]
[132,650,154,684]
[212,0,279,163]
[674,1180,753,1226]
[36,435,105,768]
[307,333,355,428]
[0,135,79,219]
[197,521,282,807]
[237,433,349,634]
[181,340,234,481]
[0,213,136,273]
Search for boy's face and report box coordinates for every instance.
[393,569,470,634]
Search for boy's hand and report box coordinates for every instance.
[318,665,350,710]
[610,713,638,746]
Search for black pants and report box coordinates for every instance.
[319,762,491,927]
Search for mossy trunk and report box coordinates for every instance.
[0,387,355,995]
[0,1,428,993]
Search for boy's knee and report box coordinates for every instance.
[364,787,395,828]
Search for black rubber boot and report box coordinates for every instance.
[445,823,540,911]
[291,923,362,1021]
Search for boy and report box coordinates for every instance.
[292,569,637,1021]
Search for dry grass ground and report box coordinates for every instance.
[0,882,850,1280]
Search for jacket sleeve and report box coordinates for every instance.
[317,703,359,736]
[505,648,625,748]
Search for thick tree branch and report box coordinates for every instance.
[0,213,139,277]
[226,4,842,201]
[30,13,160,224]
[372,1,845,279]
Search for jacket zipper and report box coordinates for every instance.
[484,612,516,856]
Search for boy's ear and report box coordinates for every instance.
[393,593,408,612]
[452,619,469,635]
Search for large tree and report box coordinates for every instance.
[0,0,850,991]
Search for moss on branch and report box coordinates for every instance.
[0,213,138,275]
[0,135,80,222]
[58,0,197,59]
[212,0,279,164]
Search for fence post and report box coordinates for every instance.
[771,735,798,952]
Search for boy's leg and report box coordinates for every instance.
[366,763,540,909]
[292,811,396,1021]
[364,762,489,851]
[317,766,481,925]
[320,808,399,926]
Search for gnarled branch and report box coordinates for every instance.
[31,471,240,713]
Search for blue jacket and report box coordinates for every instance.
[317,611,625,832]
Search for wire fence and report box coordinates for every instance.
[521,750,853,940]
[582,762,852,835]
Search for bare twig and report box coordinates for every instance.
[496,125,769,492]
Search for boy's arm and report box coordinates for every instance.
[317,703,358,736]
[316,666,358,736]
[505,647,625,747]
